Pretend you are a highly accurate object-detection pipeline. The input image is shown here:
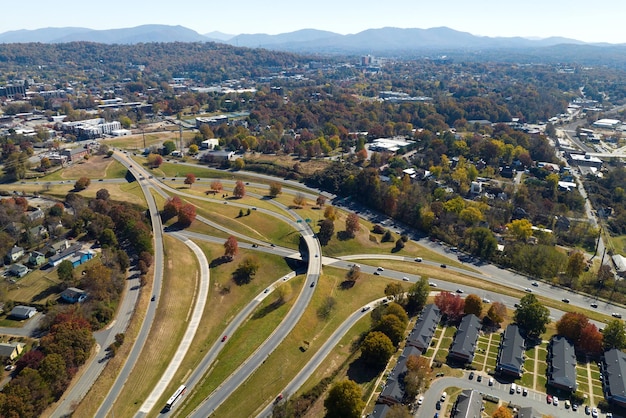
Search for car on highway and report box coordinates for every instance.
[591,302,598,308]
[377,266,384,271]
[613,313,622,318]
[151,295,156,301]
[562,298,570,303]
[429,282,437,287]
[310,281,315,287]
[275,393,283,403]
[456,288,464,293]
[531,281,539,286]
[221,335,227,342]
[402,277,410,281]
[361,306,371,312]
[524,288,532,292]
[415,257,423,262]
[440,264,447,268]
[264,288,270,293]
[482,298,490,303]
[374,271,380,275]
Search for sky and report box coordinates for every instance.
[6,0,626,44]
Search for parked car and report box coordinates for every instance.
[591,407,598,417]
[440,392,447,402]
[469,371,475,380]
[476,375,482,382]
[565,400,571,409]
[488,377,494,386]
[585,405,590,415]
[417,396,424,405]
[522,388,528,396]
[553,396,559,406]
[546,394,553,404]
[572,403,578,411]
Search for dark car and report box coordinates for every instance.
[310,281,315,288]
[476,375,482,382]
[151,295,156,301]
[440,264,447,268]
[562,298,570,303]
[435,401,441,410]
[469,371,474,380]
[221,335,227,342]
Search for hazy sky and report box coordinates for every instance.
[7,0,626,44]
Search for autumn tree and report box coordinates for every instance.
[578,323,603,356]
[375,314,407,346]
[556,312,589,344]
[163,196,182,220]
[318,218,335,246]
[40,156,51,172]
[324,379,365,418]
[345,213,360,238]
[384,283,405,304]
[464,294,483,317]
[210,180,223,194]
[434,291,466,323]
[406,277,430,314]
[96,188,110,201]
[603,320,626,351]
[184,173,196,188]
[565,251,587,283]
[74,177,91,191]
[268,181,282,197]
[293,192,306,208]
[404,355,430,399]
[147,153,163,168]
[360,331,395,368]
[514,294,550,339]
[233,180,246,198]
[324,205,337,221]
[507,219,533,241]
[316,195,327,208]
[178,203,196,227]
[492,405,513,418]
[346,264,361,282]
[224,236,239,260]
[486,302,507,325]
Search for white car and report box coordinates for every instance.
[482,298,491,303]
[402,277,410,281]
[377,266,384,271]
[553,396,559,406]
[417,395,424,405]
[429,282,437,287]
[591,407,598,417]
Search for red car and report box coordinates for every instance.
[546,394,553,404]
[221,335,227,342]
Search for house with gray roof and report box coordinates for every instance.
[547,336,577,392]
[406,304,441,352]
[6,245,24,263]
[60,287,88,303]
[377,345,421,406]
[369,403,390,418]
[0,342,25,361]
[9,263,29,278]
[451,389,483,418]
[448,314,481,364]
[496,324,526,378]
[9,305,37,320]
[603,348,626,407]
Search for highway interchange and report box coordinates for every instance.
[36,151,625,417]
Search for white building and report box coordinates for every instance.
[201,138,219,149]
[593,119,621,129]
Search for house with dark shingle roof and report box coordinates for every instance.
[60,287,88,303]
[496,324,526,378]
[451,389,483,418]
[406,304,441,352]
[448,314,481,364]
[9,305,37,320]
[377,345,421,406]
[6,245,24,263]
[0,342,24,361]
[603,348,626,407]
[547,336,577,392]
[369,403,390,418]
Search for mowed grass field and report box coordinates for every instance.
[149,240,295,416]
[36,155,129,181]
[199,266,398,418]
[109,234,199,417]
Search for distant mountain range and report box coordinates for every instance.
[0,24,623,56]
